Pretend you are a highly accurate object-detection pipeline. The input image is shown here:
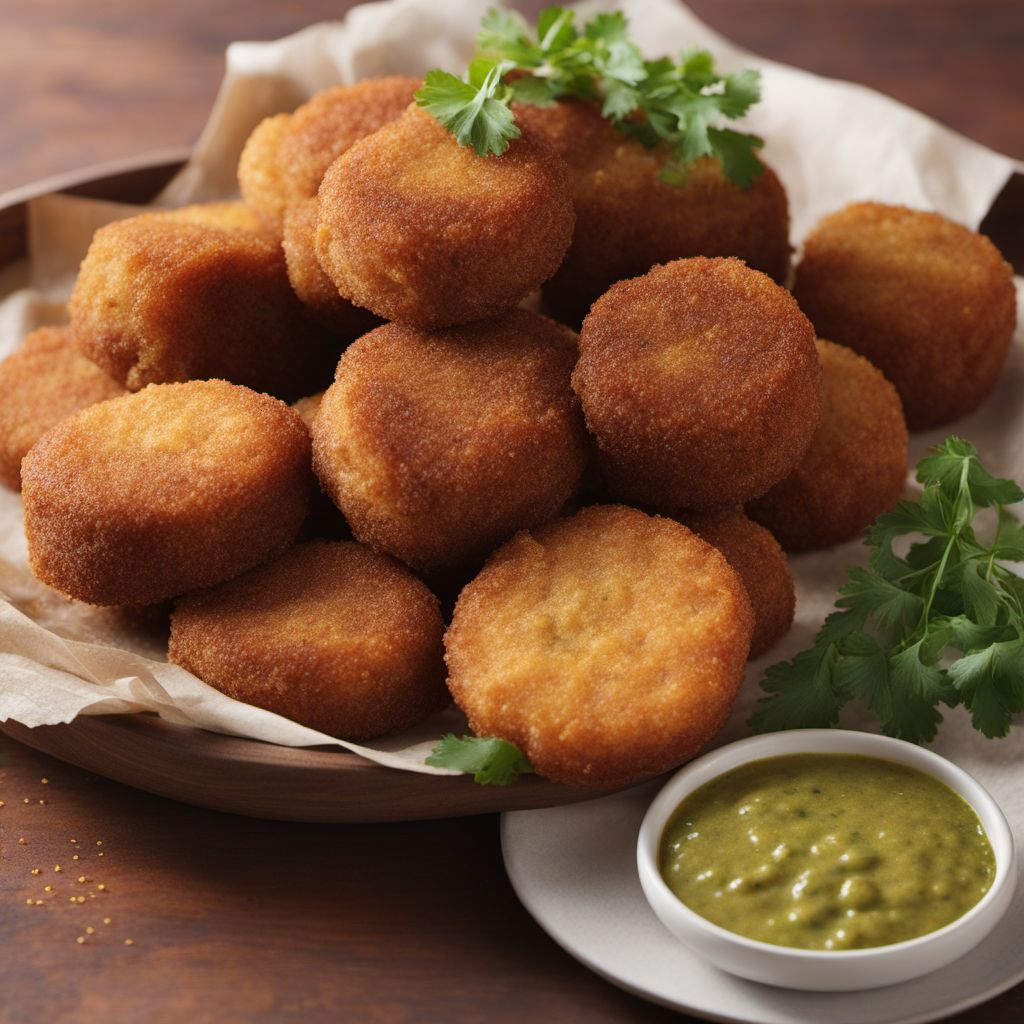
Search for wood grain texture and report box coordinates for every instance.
[0,716,616,823]
[1,2,1022,1021]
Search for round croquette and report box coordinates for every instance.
[793,202,1016,429]
[169,540,447,740]
[69,214,336,400]
[238,78,420,235]
[0,326,125,490]
[311,310,588,570]
[573,257,821,509]
[237,113,293,235]
[315,105,575,328]
[22,380,311,606]
[674,507,795,658]
[747,339,908,550]
[444,505,754,788]
[282,198,380,336]
[513,98,791,326]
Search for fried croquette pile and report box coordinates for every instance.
[1,68,1016,781]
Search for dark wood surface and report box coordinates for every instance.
[2,2,1023,1022]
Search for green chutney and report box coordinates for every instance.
[659,753,995,950]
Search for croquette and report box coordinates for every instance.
[675,507,795,658]
[292,390,325,430]
[793,202,1016,429]
[312,310,588,570]
[169,540,447,740]
[69,214,336,399]
[238,78,420,235]
[513,98,791,326]
[22,380,311,606]
[444,505,754,788]
[237,113,294,236]
[747,339,908,550]
[573,257,821,509]
[282,198,380,336]
[315,105,575,328]
[0,326,124,490]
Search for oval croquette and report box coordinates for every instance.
[169,541,447,740]
[282,198,380,336]
[747,339,908,550]
[69,214,336,400]
[22,380,311,606]
[0,326,125,491]
[237,113,294,235]
[514,98,791,326]
[238,78,420,235]
[573,257,821,509]
[674,507,795,658]
[315,105,575,328]
[311,310,588,569]
[444,505,754,788]
[793,202,1016,429]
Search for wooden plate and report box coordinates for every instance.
[0,154,620,823]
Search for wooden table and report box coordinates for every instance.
[1,2,1022,1021]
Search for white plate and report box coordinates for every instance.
[502,730,1024,1024]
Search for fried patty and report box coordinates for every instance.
[311,310,588,569]
[675,507,795,658]
[747,339,908,550]
[22,380,311,605]
[573,257,821,509]
[0,325,124,490]
[315,105,575,328]
[169,540,447,740]
[444,505,754,788]
[514,98,791,326]
[69,214,336,400]
[793,202,1016,429]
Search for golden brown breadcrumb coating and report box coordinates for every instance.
[0,326,124,490]
[282,198,380,336]
[22,380,311,606]
[237,113,293,235]
[793,202,1016,429]
[573,257,821,509]
[315,105,575,328]
[169,540,447,740]
[161,201,270,235]
[675,507,795,659]
[237,78,420,235]
[445,505,754,788]
[513,98,790,326]
[292,390,325,430]
[69,214,336,400]
[747,339,908,550]
[312,310,588,570]
[278,77,421,209]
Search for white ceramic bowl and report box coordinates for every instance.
[636,730,1016,991]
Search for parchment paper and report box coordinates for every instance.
[1,0,1021,775]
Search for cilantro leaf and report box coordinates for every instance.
[752,436,1024,745]
[414,63,520,157]
[417,8,764,187]
[426,734,533,785]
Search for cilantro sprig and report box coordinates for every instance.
[427,734,533,785]
[751,438,1024,743]
[414,7,764,187]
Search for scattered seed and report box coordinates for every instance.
[97,884,106,892]
[78,876,87,884]
[17,838,26,846]
[103,917,111,925]
[76,937,85,945]
[43,885,53,893]
[30,868,41,876]
[72,855,80,861]
[123,938,134,946]
[85,927,95,935]
[40,778,48,785]
[54,865,62,873]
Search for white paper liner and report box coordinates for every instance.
[1,0,1021,775]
